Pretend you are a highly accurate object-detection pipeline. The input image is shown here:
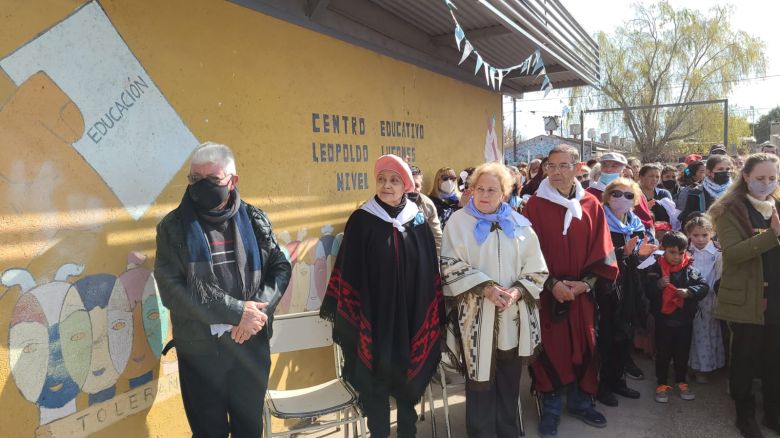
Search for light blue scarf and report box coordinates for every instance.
[702,177,731,199]
[465,198,516,245]
[604,204,645,239]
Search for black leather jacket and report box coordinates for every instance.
[154,201,291,354]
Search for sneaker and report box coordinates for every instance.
[538,412,560,437]
[655,385,671,403]
[625,359,645,380]
[677,383,696,400]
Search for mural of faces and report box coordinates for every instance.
[8,279,91,415]
[70,275,132,396]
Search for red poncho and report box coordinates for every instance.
[524,191,618,394]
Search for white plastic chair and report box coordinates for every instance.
[264,311,367,437]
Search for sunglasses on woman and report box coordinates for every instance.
[611,191,635,200]
[441,175,457,181]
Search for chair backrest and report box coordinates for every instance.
[270,311,333,354]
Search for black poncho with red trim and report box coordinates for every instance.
[320,209,444,400]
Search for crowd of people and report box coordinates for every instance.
[321,142,780,438]
[155,140,780,438]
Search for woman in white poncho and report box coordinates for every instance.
[440,162,548,438]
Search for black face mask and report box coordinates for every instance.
[661,180,677,191]
[188,178,230,211]
[713,171,730,185]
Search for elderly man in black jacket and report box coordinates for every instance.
[155,142,291,437]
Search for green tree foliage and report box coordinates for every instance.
[596,1,765,161]
[674,109,752,156]
[755,106,780,143]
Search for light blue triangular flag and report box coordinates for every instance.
[474,53,483,74]
[459,41,473,65]
[455,25,465,50]
[532,49,544,74]
[489,66,497,89]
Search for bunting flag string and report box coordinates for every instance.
[443,0,554,95]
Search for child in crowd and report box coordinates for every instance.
[643,231,709,403]
[685,215,725,383]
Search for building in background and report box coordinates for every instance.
[0,0,597,436]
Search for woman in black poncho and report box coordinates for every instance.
[320,154,444,438]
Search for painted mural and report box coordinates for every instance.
[2,253,175,436]
[275,226,343,315]
[0,2,188,436]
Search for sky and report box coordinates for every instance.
[504,0,780,141]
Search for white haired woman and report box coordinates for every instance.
[441,162,548,437]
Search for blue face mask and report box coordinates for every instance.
[599,172,621,186]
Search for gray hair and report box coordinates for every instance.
[190,142,237,175]
[590,162,602,181]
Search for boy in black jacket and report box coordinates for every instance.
[643,231,709,404]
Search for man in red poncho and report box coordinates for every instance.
[523,145,619,438]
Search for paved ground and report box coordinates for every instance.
[296,354,776,437]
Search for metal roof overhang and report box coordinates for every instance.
[229,0,599,97]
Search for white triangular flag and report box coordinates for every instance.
[459,41,473,65]
[489,66,497,89]
[484,63,491,85]
[496,69,507,90]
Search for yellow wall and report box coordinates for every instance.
[0,0,501,436]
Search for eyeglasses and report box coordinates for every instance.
[474,186,501,196]
[610,191,635,200]
[441,175,457,181]
[187,173,232,185]
[544,163,574,172]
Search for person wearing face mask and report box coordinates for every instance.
[587,153,656,241]
[321,154,443,438]
[708,153,780,438]
[678,155,733,226]
[429,166,462,227]
[596,178,657,408]
[659,165,680,198]
[409,165,442,254]
[155,142,292,437]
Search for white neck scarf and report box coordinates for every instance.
[746,193,774,220]
[588,180,606,192]
[535,178,584,235]
[361,197,420,232]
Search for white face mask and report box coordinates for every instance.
[439,180,456,194]
[748,179,778,199]
[609,197,634,216]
